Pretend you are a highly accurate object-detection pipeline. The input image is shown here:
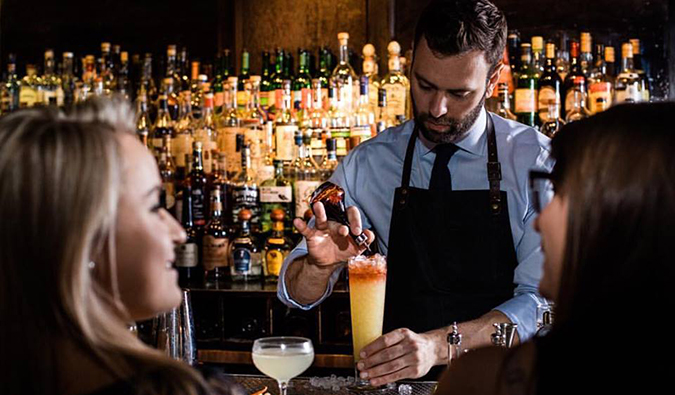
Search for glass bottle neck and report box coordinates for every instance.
[193,150,204,171]
[339,45,349,65]
[182,194,193,226]
[622,57,634,73]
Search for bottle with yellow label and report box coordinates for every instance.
[587,43,613,115]
[264,209,292,283]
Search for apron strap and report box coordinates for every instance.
[485,113,503,215]
[401,126,419,189]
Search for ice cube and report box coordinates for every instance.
[398,384,412,395]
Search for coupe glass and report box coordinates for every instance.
[252,337,314,395]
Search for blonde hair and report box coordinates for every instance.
[0,97,225,395]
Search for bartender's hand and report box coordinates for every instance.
[294,202,375,267]
[356,328,440,386]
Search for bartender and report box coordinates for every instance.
[278,0,553,385]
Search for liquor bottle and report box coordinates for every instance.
[332,32,358,113]
[1,54,20,113]
[173,90,196,181]
[188,141,209,231]
[175,185,203,287]
[514,43,538,127]
[351,75,376,144]
[100,43,115,96]
[580,32,593,77]
[162,77,180,121]
[629,38,650,102]
[191,72,206,120]
[605,46,617,79]
[270,48,286,116]
[564,89,590,123]
[507,31,521,77]
[540,100,565,138]
[274,80,298,163]
[212,54,225,110]
[241,77,266,181]
[61,52,78,109]
[237,49,251,111]
[318,47,332,110]
[328,82,350,159]
[375,88,388,134]
[614,43,642,105]
[362,44,380,113]
[531,36,545,77]
[257,122,276,186]
[260,160,293,233]
[217,76,243,176]
[40,50,63,106]
[555,38,570,82]
[293,49,312,113]
[264,208,293,283]
[380,41,410,126]
[203,185,231,283]
[151,94,174,158]
[260,51,273,112]
[320,138,339,181]
[309,79,329,164]
[232,138,261,229]
[537,43,562,124]
[178,47,191,94]
[495,82,517,121]
[139,53,157,109]
[229,209,262,282]
[293,133,321,219]
[194,93,218,174]
[563,41,587,119]
[158,135,177,212]
[587,44,613,115]
[116,51,131,100]
[136,92,152,148]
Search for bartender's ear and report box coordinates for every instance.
[485,61,504,98]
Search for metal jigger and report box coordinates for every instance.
[156,289,197,365]
[491,323,518,348]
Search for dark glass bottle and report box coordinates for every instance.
[514,44,538,127]
[230,209,262,282]
[563,40,587,119]
[188,141,209,231]
[175,185,203,287]
[537,43,562,125]
[203,186,231,283]
[260,51,273,112]
[292,49,312,111]
[151,94,174,157]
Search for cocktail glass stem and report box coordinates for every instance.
[278,380,288,395]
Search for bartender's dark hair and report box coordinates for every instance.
[413,0,507,72]
[535,103,675,393]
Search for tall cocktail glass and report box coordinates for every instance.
[348,254,387,391]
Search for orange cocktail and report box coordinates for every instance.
[348,254,387,363]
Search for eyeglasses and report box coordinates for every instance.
[529,170,556,214]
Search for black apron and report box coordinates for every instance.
[383,113,518,377]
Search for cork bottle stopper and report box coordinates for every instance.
[338,32,350,42]
[531,36,544,51]
[622,43,633,59]
[363,44,376,57]
[271,208,286,222]
[387,41,401,56]
[629,38,640,55]
[194,141,203,150]
[239,209,252,221]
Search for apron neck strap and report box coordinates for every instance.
[401,126,418,189]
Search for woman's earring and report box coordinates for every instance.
[88,261,96,270]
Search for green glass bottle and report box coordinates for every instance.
[292,49,312,112]
[260,51,273,112]
[259,160,293,233]
[514,43,538,127]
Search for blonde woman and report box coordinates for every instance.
[0,97,241,395]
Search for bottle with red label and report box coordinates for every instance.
[563,40,587,119]
[203,185,230,283]
[588,43,613,115]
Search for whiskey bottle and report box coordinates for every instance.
[579,32,594,77]
[175,185,203,287]
[563,41,587,119]
[380,41,410,126]
[614,43,642,104]
[230,209,263,282]
[629,38,650,102]
[203,186,231,283]
[260,160,293,233]
[151,94,174,158]
[188,141,209,231]
[264,209,293,283]
[537,43,562,124]
[232,137,261,230]
[605,46,617,80]
[587,44,613,115]
[514,43,538,127]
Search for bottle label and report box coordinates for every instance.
[293,90,302,110]
[261,186,293,203]
[294,180,321,218]
[203,236,230,271]
[265,249,286,277]
[537,86,560,122]
[256,165,275,184]
[514,88,537,113]
[214,92,225,108]
[217,127,243,174]
[564,89,586,116]
[275,125,298,161]
[233,247,252,274]
[19,86,37,108]
[237,91,249,110]
[232,187,260,224]
[350,125,372,143]
[615,84,641,104]
[172,134,193,167]
[191,188,206,226]
[274,89,283,110]
[588,82,613,114]
[335,135,349,158]
[260,91,270,109]
[385,84,407,121]
[175,243,198,268]
[244,128,263,172]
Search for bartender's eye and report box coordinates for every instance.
[419,83,432,91]
[450,91,469,99]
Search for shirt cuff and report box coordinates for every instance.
[493,292,546,342]
[276,244,343,310]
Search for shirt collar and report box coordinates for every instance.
[417,108,487,158]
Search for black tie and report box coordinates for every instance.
[429,144,458,191]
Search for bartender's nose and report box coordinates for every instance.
[429,92,448,119]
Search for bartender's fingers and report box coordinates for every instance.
[346,206,363,235]
[313,202,329,230]
[369,366,418,387]
[357,343,407,371]
[293,218,311,238]
[362,353,415,384]
[359,329,407,360]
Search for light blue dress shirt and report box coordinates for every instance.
[277,109,554,341]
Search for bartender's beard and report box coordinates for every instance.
[414,94,486,144]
